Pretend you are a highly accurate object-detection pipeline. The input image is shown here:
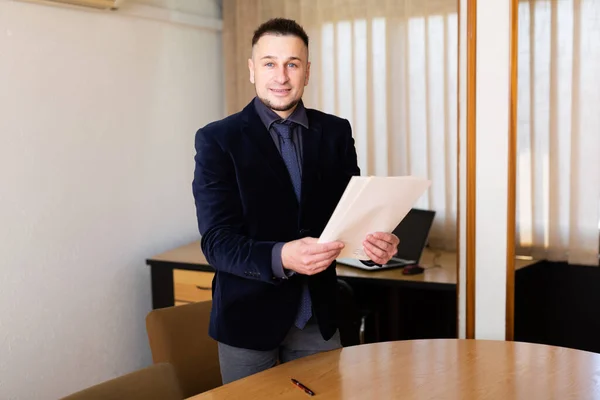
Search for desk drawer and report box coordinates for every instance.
[173,270,214,304]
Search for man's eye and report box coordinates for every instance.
[265,63,274,67]
[288,63,297,68]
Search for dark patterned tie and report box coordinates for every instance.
[273,121,301,202]
[273,121,312,329]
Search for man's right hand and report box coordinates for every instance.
[281,237,345,276]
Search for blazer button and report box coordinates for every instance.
[299,229,310,237]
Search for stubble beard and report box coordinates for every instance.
[256,92,300,113]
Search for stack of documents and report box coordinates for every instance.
[318,176,431,260]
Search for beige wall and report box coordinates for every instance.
[456,0,512,340]
[474,0,511,340]
[0,1,223,398]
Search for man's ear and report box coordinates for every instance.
[248,58,255,84]
[304,61,311,86]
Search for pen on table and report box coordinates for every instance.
[291,378,315,396]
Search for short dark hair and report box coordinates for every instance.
[252,18,309,48]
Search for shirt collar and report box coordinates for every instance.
[253,96,309,130]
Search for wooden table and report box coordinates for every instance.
[188,339,600,399]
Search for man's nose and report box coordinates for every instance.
[274,65,289,84]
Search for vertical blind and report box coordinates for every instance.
[516,0,600,265]
[223,0,458,250]
[223,0,600,263]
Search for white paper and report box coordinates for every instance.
[318,176,431,259]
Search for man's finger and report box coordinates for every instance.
[307,259,334,274]
[308,249,342,265]
[364,241,387,259]
[371,232,399,246]
[364,246,385,265]
[307,241,344,255]
[365,236,392,252]
[364,238,390,255]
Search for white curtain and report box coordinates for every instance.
[516,0,600,265]
[223,0,458,250]
[301,0,459,250]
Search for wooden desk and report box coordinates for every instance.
[147,241,214,308]
[146,240,461,308]
[188,339,600,399]
[336,247,457,291]
[146,240,537,307]
[337,250,536,289]
[146,242,538,342]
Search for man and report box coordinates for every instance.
[192,18,399,384]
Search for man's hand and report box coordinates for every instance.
[281,238,344,276]
[363,232,400,265]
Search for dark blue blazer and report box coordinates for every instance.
[192,100,360,351]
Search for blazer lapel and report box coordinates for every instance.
[241,102,298,200]
[300,116,322,208]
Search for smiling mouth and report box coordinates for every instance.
[270,88,291,94]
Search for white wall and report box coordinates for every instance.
[474,0,510,340]
[133,0,221,18]
[457,0,467,340]
[456,0,512,340]
[0,1,223,398]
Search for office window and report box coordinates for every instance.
[303,5,459,251]
[516,0,600,265]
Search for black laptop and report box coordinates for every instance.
[337,208,436,270]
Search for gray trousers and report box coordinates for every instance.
[218,318,342,384]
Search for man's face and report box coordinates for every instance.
[248,34,310,118]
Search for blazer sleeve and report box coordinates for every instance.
[192,127,279,284]
[342,119,361,178]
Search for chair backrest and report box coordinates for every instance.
[336,278,361,347]
[146,300,221,398]
[60,363,182,400]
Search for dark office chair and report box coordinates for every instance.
[337,279,375,346]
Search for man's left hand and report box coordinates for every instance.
[363,232,400,265]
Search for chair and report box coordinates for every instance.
[145,300,221,398]
[337,279,360,346]
[337,279,377,346]
[60,363,182,400]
